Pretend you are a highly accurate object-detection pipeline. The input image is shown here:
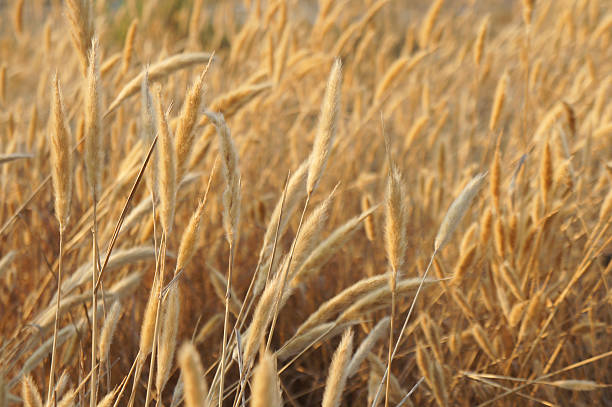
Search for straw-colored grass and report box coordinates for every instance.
[1,1,611,406]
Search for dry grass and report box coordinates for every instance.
[0,1,611,406]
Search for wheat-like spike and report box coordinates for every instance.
[97,389,117,407]
[307,58,342,196]
[522,0,534,25]
[98,301,122,363]
[21,376,42,407]
[489,71,508,131]
[0,64,5,106]
[546,380,604,391]
[347,317,390,378]
[291,185,337,273]
[435,172,487,251]
[474,16,489,66]
[65,0,94,75]
[140,278,161,358]
[175,201,206,274]
[205,112,241,245]
[243,276,279,368]
[471,323,497,360]
[178,343,208,407]
[157,286,180,394]
[153,85,177,234]
[106,52,214,116]
[385,165,407,276]
[85,38,103,196]
[121,19,138,75]
[176,58,213,182]
[598,189,612,223]
[403,114,429,152]
[490,144,501,214]
[321,329,353,407]
[291,205,378,285]
[49,75,73,230]
[419,0,444,48]
[361,194,376,241]
[251,351,282,407]
[540,141,553,208]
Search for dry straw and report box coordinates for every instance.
[308,58,342,196]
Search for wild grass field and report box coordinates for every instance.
[0,0,611,406]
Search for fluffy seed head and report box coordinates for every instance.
[178,342,208,407]
[321,329,353,407]
[435,172,487,251]
[84,38,103,197]
[49,75,73,230]
[307,58,342,196]
[153,85,177,234]
[489,70,509,131]
[251,351,282,407]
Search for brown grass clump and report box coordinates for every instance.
[1,2,612,406]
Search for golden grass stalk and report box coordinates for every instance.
[46,74,73,407]
[187,0,204,50]
[85,38,103,197]
[383,162,405,407]
[385,166,406,276]
[178,343,209,407]
[153,86,177,234]
[106,52,214,116]
[21,376,42,407]
[175,58,213,182]
[156,286,180,395]
[489,71,508,131]
[321,329,354,407]
[251,351,282,407]
[307,58,342,196]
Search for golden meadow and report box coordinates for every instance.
[0,0,611,406]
